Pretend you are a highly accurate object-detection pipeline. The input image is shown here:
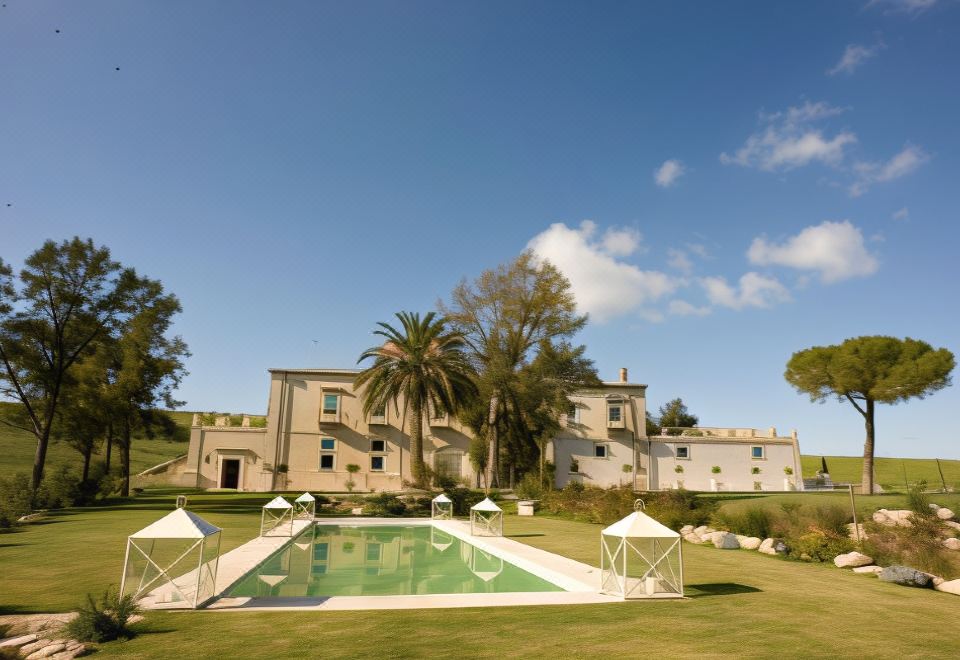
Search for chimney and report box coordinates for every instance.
[619,367,628,383]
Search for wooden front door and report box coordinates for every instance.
[221,459,240,489]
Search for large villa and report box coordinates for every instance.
[153,367,804,493]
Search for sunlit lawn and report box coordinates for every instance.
[2,491,960,658]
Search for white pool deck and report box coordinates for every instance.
[147,516,681,611]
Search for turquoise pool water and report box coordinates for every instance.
[225,524,563,598]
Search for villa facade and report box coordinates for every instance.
[159,367,804,493]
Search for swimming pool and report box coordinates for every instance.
[224,524,564,598]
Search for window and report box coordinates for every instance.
[566,402,578,424]
[594,444,608,458]
[366,543,381,561]
[320,437,336,451]
[608,405,622,423]
[322,394,339,416]
[370,455,385,471]
[370,439,386,453]
[676,445,690,460]
[319,453,335,470]
[751,446,765,460]
[434,449,463,478]
[370,403,386,424]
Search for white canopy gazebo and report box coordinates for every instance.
[294,492,316,519]
[431,493,453,520]
[260,496,294,536]
[120,508,221,609]
[600,511,683,599]
[470,498,503,537]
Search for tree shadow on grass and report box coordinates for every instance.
[686,583,762,598]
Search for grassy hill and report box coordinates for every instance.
[801,454,960,491]
[0,405,194,480]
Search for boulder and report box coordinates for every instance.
[772,539,790,555]
[738,536,762,550]
[872,511,891,525]
[884,510,914,527]
[846,523,867,541]
[712,531,740,549]
[683,533,704,544]
[758,538,776,555]
[680,525,694,535]
[943,538,960,551]
[878,565,932,588]
[852,565,883,575]
[936,508,956,521]
[834,551,874,568]
[27,642,67,659]
[0,634,39,649]
[935,579,960,596]
[693,525,714,537]
[20,640,53,656]
[944,520,960,531]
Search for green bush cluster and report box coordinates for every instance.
[540,485,715,528]
[66,589,141,643]
[443,487,494,516]
[362,493,407,516]
[789,530,854,562]
[0,473,33,528]
[862,509,959,579]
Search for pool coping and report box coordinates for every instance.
[201,517,626,611]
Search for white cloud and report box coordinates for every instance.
[686,243,709,258]
[849,145,928,197]
[867,0,937,15]
[654,159,686,187]
[667,248,694,275]
[827,43,884,76]
[668,299,711,317]
[700,272,791,310]
[747,220,879,283]
[527,221,678,323]
[721,101,856,171]
[601,226,643,256]
[892,207,910,221]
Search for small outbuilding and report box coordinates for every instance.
[600,511,683,599]
[470,497,503,537]
[260,495,294,536]
[431,493,453,520]
[294,492,316,519]
[120,508,221,609]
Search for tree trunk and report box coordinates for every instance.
[121,420,131,497]
[860,399,875,495]
[82,448,92,482]
[486,394,500,489]
[409,399,426,487]
[31,426,51,497]
[105,421,113,471]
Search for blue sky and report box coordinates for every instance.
[2,1,958,459]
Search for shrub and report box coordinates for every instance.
[674,465,684,474]
[36,465,82,509]
[402,495,432,517]
[0,473,33,528]
[753,481,763,491]
[541,485,715,529]
[783,466,793,475]
[515,472,544,500]
[683,430,703,437]
[65,589,141,643]
[906,482,930,514]
[362,493,406,516]
[789,530,853,562]
[712,506,776,539]
[751,466,761,475]
[863,514,958,579]
[445,488,493,516]
[711,466,721,474]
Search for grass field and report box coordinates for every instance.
[2,491,960,658]
[800,455,960,490]
[0,408,194,480]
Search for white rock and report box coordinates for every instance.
[936,508,956,521]
[19,640,52,656]
[935,579,960,596]
[942,538,960,551]
[27,643,66,659]
[758,538,776,555]
[944,520,960,531]
[712,531,740,549]
[872,511,891,525]
[852,565,883,575]
[0,634,38,649]
[739,536,762,550]
[680,525,694,535]
[884,509,914,527]
[834,551,874,568]
[683,533,703,544]
[693,525,714,537]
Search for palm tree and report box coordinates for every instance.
[355,311,478,487]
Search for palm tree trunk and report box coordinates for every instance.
[861,398,875,495]
[409,399,426,487]
[486,394,500,489]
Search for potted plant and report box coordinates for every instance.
[674,465,684,474]
[345,463,360,492]
[711,465,722,474]
[751,466,761,475]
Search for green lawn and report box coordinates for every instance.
[0,408,194,480]
[2,491,960,658]
[800,455,960,491]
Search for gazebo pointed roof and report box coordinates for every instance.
[295,492,315,503]
[433,493,452,503]
[264,496,293,509]
[471,497,502,512]
[601,511,679,539]
[129,508,221,540]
